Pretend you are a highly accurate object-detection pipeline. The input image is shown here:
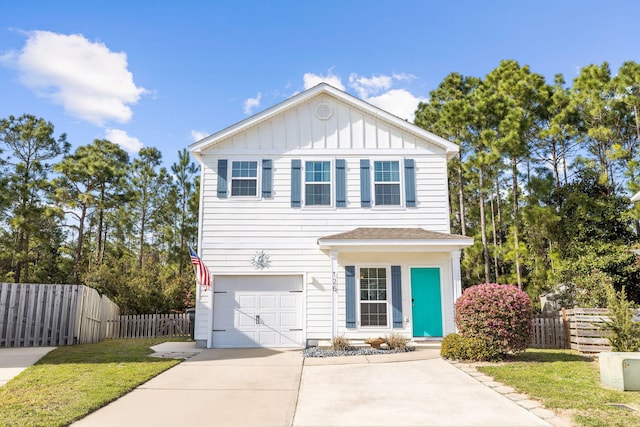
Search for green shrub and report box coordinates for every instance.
[455,283,533,355]
[384,332,410,350]
[440,333,501,362]
[602,285,640,352]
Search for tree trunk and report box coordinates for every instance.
[478,168,491,284]
[95,185,105,265]
[511,157,523,289]
[457,153,467,236]
[490,193,499,283]
[74,206,87,285]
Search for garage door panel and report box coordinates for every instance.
[237,294,257,308]
[279,312,298,328]
[212,275,303,348]
[280,294,299,309]
[259,295,277,309]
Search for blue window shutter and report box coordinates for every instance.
[391,266,403,328]
[262,159,272,198]
[404,158,416,207]
[291,159,301,207]
[336,159,346,207]
[360,159,371,207]
[217,159,228,198]
[345,266,356,329]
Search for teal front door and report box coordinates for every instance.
[411,268,443,337]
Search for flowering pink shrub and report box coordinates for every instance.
[455,283,533,355]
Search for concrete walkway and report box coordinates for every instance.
[71,344,568,427]
[0,347,56,386]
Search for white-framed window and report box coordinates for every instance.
[231,160,258,196]
[373,160,401,206]
[304,160,331,206]
[358,266,389,327]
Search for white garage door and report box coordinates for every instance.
[212,275,303,348]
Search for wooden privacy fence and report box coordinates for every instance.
[106,313,190,339]
[0,283,120,347]
[531,313,569,349]
[532,308,640,353]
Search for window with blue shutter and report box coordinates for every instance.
[217,159,228,198]
[305,161,331,205]
[391,266,403,328]
[291,159,301,207]
[373,161,401,205]
[262,159,272,198]
[360,159,371,207]
[345,265,356,328]
[404,159,416,207]
[336,159,346,207]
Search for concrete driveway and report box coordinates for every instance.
[73,346,563,427]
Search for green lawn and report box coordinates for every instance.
[0,339,185,427]
[477,349,640,427]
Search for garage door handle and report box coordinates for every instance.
[255,314,261,325]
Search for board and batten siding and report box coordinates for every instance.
[194,92,454,343]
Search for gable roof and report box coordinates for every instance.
[188,83,459,159]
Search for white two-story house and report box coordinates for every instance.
[189,83,473,349]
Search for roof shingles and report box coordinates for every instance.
[319,228,468,241]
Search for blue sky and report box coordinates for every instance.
[1,1,638,168]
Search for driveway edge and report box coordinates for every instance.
[448,361,573,427]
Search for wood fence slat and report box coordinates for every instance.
[103,313,191,339]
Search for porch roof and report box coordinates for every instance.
[317,228,473,252]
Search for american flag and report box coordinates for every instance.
[189,247,211,290]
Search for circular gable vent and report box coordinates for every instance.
[315,103,333,120]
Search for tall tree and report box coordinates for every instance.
[129,147,169,267]
[0,114,69,282]
[52,140,129,284]
[478,60,547,288]
[169,149,199,271]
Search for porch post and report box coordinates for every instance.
[451,250,462,302]
[330,250,338,339]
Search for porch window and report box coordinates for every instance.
[359,267,388,327]
[374,161,400,205]
[305,161,331,205]
[231,161,258,196]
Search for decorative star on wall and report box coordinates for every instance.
[251,250,271,270]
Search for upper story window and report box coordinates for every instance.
[373,161,401,206]
[231,161,258,196]
[305,161,331,206]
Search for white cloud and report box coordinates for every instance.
[303,72,345,90]
[243,92,262,115]
[392,72,417,83]
[348,73,393,98]
[191,130,209,142]
[365,89,427,122]
[1,30,146,125]
[105,128,143,153]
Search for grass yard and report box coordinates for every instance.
[0,338,185,427]
[477,349,640,427]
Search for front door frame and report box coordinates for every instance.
[410,265,444,338]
